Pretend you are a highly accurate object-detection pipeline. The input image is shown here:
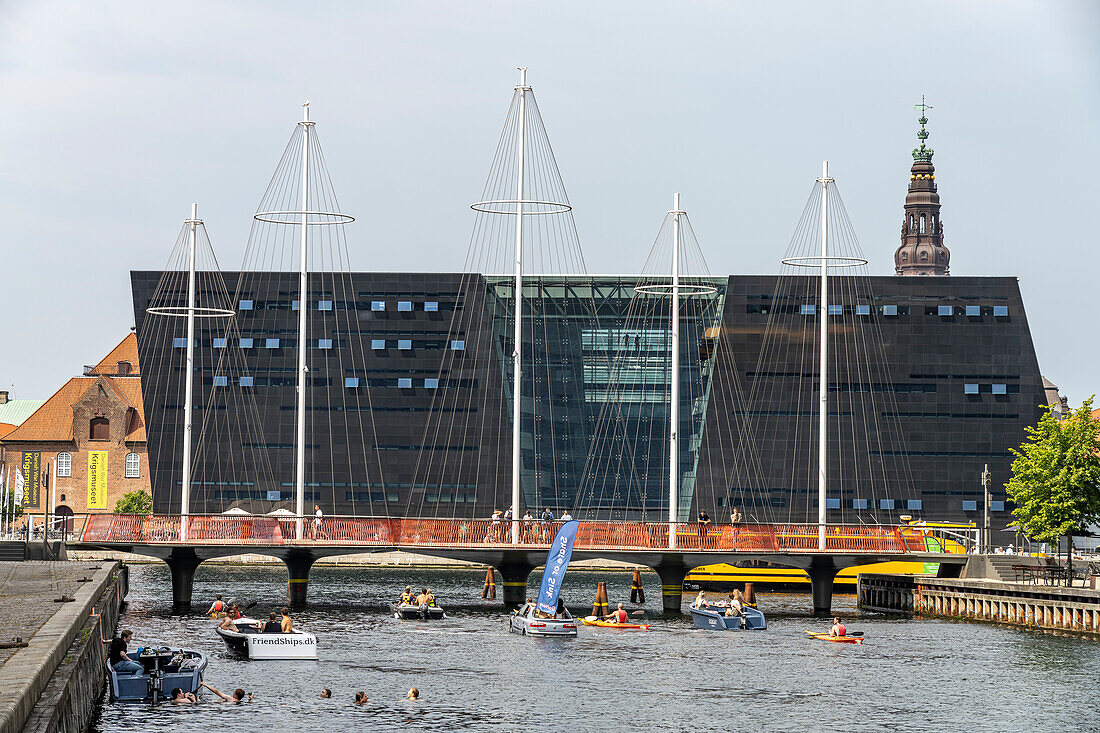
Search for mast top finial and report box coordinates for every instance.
[516,67,529,91]
[817,160,833,184]
[302,101,310,123]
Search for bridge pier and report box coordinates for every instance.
[284,551,316,608]
[165,550,203,611]
[654,561,688,614]
[498,559,533,608]
[809,559,840,616]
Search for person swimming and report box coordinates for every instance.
[407,688,419,700]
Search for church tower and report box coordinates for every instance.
[894,101,950,276]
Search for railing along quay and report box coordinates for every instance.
[78,514,962,555]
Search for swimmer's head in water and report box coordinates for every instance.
[408,688,419,699]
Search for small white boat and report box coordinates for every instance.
[508,602,578,637]
[393,603,446,620]
[215,618,318,660]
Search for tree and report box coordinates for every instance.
[1,491,23,521]
[1006,398,1100,579]
[114,490,153,515]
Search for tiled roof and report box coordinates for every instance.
[0,423,16,439]
[87,333,141,376]
[0,399,46,426]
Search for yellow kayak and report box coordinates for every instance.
[804,630,863,644]
[582,616,651,630]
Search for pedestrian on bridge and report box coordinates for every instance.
[698,509,712,549]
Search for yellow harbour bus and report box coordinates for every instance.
[683,521,974,592]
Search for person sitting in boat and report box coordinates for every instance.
[206,594,226,617]
[218,614,240,633]
[603,602,629,624]
[109,630,143,675]
[260,612,281,633]
[692,590,707,609]
[731,588,746,606]
[723,595,742,617]
[280,607,294,633]
[829,617,847,637]
[426,589,438,607]
[399,586,415,605]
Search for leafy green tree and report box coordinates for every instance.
[1006,398,1100,573]
[1,491,23,520]
[114,490,153,515]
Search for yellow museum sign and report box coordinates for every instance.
[88,451,109,509]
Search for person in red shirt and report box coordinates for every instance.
[830,617,846,637]
[604,602,628,624]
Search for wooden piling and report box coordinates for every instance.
[592,581,609,617]
[743,582,756,606]
[630,569,646,604]
[482,567,496,599]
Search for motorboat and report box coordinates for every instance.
[107,647,207,702]
[215,618,318,660]
[689,603,767,631]
[508,602,578,637]
[393,603,446,620]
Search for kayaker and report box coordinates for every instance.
[280,607,294,633]
[399,586,415,605]
[206,594,225,617]
[603,602,629,624]
[830,617,847,637]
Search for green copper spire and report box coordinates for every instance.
[912,96,934,162]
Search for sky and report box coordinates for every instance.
[0,0,1097,402]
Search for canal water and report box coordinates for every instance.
[92,563,1100,731]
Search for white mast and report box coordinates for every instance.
[817,161,832,550]
[669,193,682,549]
[295,103,312,540]
[511,68,528,544]
[180,203,199,541]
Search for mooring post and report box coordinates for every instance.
[498,558,532,608]
[284,551,316,608]
[808,560,839,616]
[630,569,646,604]
[165,551,203,611]
[654,561,688,613]
[482,567,497,599]
[592,581,609,617]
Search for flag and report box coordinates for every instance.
[12,469,24,506]
[536,520,579,615]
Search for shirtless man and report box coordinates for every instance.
[201,682,252,703]
[280,607,294,633]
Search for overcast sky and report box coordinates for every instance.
[1,0,1097,403]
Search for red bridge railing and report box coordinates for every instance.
[79,515,964,554]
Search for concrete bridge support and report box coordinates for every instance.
[284,552,316,608]
[808,559,840,616]
[498,558,534,608]
[165,550,203,611]
[654,561,689,614]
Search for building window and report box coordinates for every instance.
[173,337,187,348]
[991,501,1005,512]
[962,500,978,511]
[879,499,895,510]
[827,305,843,316]
[239,376,254,387]
[371,339,386,350]
[800,305,815,315]
[825,498,840,509]
[292,300,300,311]
[57,452,72,477]
[213,338,227,349]
[992,383,1007,395]
[239,300,253,310]
[318,339,333,349]
[398,301,413,312]
[265,338,280,349]
[907,499,923,510]
[424,378,438,389]
[425,301,439,312]
[852,498,868,509]
[125,453,140,478]
[239,338,253,349]
[937,305,953,316]
[213,375,228,387]
[398,378,413,388]
[318,300,333,311]
[90,417,109,441]
[856,305,871,316]
[371,301,386,312]
[965,305,980,316]
[450,340,466,351]
[993,305,1009,317]
[964,383,979,395]
[882,305,898,316]
[345,377,360,388]
[398,339,412,350]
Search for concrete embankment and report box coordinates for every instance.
[858,572,1100,635]
[0,561,128,733]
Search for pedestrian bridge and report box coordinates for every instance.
[72,514,970,614]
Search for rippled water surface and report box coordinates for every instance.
[91,563,1100,731]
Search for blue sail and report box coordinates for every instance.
[536,520,579,615]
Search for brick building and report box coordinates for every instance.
[0,334,149,529]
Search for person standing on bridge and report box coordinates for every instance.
[313,505,326,540]
[698,509,712,549]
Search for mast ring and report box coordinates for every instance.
[633,283,718,296]
[470,199,572,215]
[780,255,868,268]
[146,306,237,318]
[253,210,355,225]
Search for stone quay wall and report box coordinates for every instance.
[0,562,128,733]
[858,573,1100,635]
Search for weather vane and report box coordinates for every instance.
[913,95,933,115]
